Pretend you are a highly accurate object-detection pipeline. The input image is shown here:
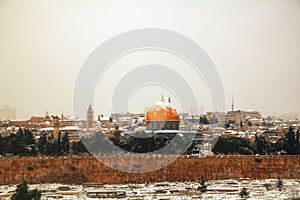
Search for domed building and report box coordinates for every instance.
[146,96,180,130]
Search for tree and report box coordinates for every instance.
[212,136,252,155]
[24,129,35,145]
[276,177,283,191]
[0,135,3,155]
[225,123,230,129]
[85,131,115,154]
[199,116,209,125]
[269,137,285,155]
[185,141,196,155]
[10,181,41,200]
[247,121,252,126]
[110,132,174,154]
[16,127,24,139]
[203,116,209,124]
[228,120,235,124]
[61,133,70,154]
[29,189,41,200]
[239,187,249,199]
[8,134,26,156]
[24,129,37,156]
[283,126,299,155]
[37,133,47,155]
[297,129,300,154]
[210,115,218,124]
[71,141,88,155]
[57,132,61,155]
[198,175,207,192]
[11,181,29,200]
[254,134,267,155]
[44,141,58,156]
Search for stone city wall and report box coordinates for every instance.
[0,155,299,185]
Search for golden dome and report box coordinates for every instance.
[146,99,180,122]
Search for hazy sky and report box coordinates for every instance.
[0,0,300,119]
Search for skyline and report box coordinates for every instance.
[0,100,299,121]
[1,0,300,119]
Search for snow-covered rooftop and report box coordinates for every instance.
[147,100,178,115]
[60,126,82,131]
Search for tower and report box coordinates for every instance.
[232,93,235,111]
[86,104,94,131]
[45,111,50,120]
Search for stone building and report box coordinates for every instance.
[205,110,262,125]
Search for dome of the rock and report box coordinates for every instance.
[146,100,180,121]
[145,97,180,130]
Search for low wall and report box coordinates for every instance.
[0,155,299,185]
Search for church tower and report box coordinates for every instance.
[86,104,94,131]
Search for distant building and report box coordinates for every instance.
[86,104,94,131]
[205,111,227,124]
[205,110,261,125]
[0,105,16,120]
[227,110,261,123]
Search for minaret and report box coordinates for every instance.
[231,93,234,111]
[45,111,50,120]
[86,104,94,131]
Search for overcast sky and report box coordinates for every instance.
[0,0,299,119]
